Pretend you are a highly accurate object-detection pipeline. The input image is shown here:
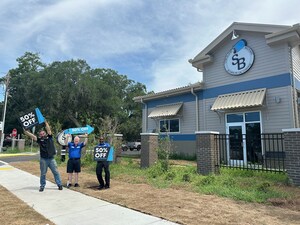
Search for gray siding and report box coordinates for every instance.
[180,101,197,133]
[199,98,225,132]
[203,32,290,89]
[145,101,197,134]
[262,86,294,132]
[199,86,294,133]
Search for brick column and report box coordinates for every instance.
[195,131,220,175]
[282,129,300,186]
[140,133,158,168]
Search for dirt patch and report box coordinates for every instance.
[11,161,300,225]
[0,185,55,225]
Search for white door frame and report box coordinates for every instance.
[226,123,247,165]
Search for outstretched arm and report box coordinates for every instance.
[44,121,52,136]
[23,129,37,142]
[79,133,88,146]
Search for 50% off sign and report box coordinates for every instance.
[94,146,110,161]
[19,111,38,129]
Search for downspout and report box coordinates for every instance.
[191,87,199,131]
[140,98,148,133]
[289,46,299,128]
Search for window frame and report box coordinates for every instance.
[159,118,180,133]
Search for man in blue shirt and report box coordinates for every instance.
[66,134,88,188]
[96,136,111,189]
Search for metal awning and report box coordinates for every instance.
[211,88,266,111]
[148,103,183,118]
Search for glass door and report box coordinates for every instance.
[226,123,246,165]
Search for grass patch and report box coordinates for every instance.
[2,146,39,153]
[83,158,295,204]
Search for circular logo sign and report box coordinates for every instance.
[224,39,254,76]
[56,130,73,146]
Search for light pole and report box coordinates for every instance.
[0,73,10,152]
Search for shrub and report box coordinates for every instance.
[165,171,176,181]
[199,175,216,186]
[182,173,191,182]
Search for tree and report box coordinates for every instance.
[1,52,148,141]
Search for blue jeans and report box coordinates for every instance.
[40,157,62,188]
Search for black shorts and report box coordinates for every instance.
[67,158,81,173]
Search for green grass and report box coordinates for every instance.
[1,146,40,153]
[83,157,296,204]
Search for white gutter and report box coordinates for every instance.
[140,98,148,133]
[191,87,199,131]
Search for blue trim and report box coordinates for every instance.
[146,73,291,108]
[159,134,196,141]
[202,73,291,99]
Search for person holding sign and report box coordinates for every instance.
[95,136,111,189]
[65,134,88,188]
[24,121,63,192]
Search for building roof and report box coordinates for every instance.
[133,82,203,102]
[189,22,300,70]
[211,88,266,111]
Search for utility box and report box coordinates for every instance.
[17,139,25,151]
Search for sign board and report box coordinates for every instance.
[56,130,73,146]
[64,125,94,135]
[107,146,114,162]
[224,39,254,76]
[94,146,110,161]
[19,108,45,130]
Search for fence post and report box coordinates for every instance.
[282,129,300,186]
[140,133,158,168]
[195,131,220,175]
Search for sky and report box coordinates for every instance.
[0,0,300,98]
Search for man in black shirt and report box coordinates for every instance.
[24,121,63,192]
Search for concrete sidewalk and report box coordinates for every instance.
[0,161,179,225]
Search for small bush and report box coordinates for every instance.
[199,175,216,186]
[147,162,165,178]
[160,160,169,172]
[182,173,191,182]
[81,152,95,167]
[165,171,176,181]
[222,176,236,187]
[256,182,271,193]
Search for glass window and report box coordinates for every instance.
[169,119,179,132]
[159,120,168,132]
[159,119,179,133]
[227,114,243,123]
[245,112,260,122]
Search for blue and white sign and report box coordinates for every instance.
[56,130,73,146]
[19,108,45,129]
[224,39,255,76]
[64,125,94,135]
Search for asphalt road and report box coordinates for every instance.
[120,149,141,157]
[0,153,39,164]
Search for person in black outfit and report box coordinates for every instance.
[24,121,63,192]
[96,136,111,189]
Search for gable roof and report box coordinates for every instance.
[189,22,300,70]
[133,82,203,102]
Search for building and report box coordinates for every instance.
[134,22,300,161]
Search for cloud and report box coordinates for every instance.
[0,0,299,93]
